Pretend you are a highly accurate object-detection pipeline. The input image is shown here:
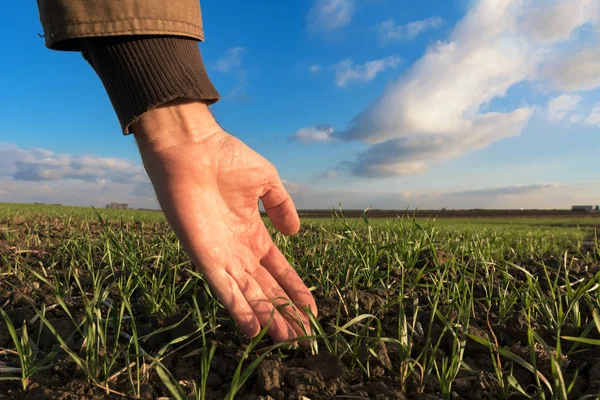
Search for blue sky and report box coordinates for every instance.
[1,0,599,209]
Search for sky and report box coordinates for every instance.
[1,0,600,210]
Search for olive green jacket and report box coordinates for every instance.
[37,0,205,50]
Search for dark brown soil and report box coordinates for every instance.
[0,213,599,399]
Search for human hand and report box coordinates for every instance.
[132,100,317,342]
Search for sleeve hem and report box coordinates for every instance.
[45,19,204,51]
[82,36,220,134]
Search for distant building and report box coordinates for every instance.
[571,205,599,212]
[105,203,128,210]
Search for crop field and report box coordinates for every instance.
[0,203,599,399]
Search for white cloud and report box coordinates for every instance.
[521,0,599,44]
[0,143,144,182]
[213,47,246,73]
[348,109,532,177]
[212,48,249,100]
[585,103,600,126]
[0,143,156,208]
[569,114,583,124]
[542,46,600,92]
[376,17,443,43]
[337,0,595,177]
[318,170,338,179]
[309,65,321,73]
[307,0,354,32]
[334,56,401,87]
[281,180,311,196]
[226,85,250,102]
[325,170,337,179]
[447,183,559,197]
[546,94,581,121]
[294,126,335,144]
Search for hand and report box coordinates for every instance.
[132,100,317,343]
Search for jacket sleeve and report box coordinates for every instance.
[37,0,205,51]
[36,1,220,134]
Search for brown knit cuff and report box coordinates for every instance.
[81,36,220,134]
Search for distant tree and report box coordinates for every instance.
[105,203,128,210]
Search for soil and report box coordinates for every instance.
[0,214,599,399]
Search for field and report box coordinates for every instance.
[1,203,599,400]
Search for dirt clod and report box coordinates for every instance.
[256,358,283,392]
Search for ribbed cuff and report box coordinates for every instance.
[81,36,220,134]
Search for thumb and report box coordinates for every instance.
[260,181,300,236]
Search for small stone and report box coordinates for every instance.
[376,341,392,369]
[139,383,153,399]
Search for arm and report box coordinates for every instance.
[36,1,316,342]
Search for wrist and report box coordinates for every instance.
[132,99,223,153]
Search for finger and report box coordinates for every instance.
[202,267,261,338]
[229,266,295,342]
[251,266,312,340]
[260,182,300,236]
[261,244,318,319]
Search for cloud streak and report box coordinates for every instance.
[213,47,246,73]
[585,103,600,126]
[447,183,559,197]
[376,17,443,43]
[212,47,249,101]
[334,56,401,87]
[294,126,335,144]
[546,94,581,121]
[307,0,354,32]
